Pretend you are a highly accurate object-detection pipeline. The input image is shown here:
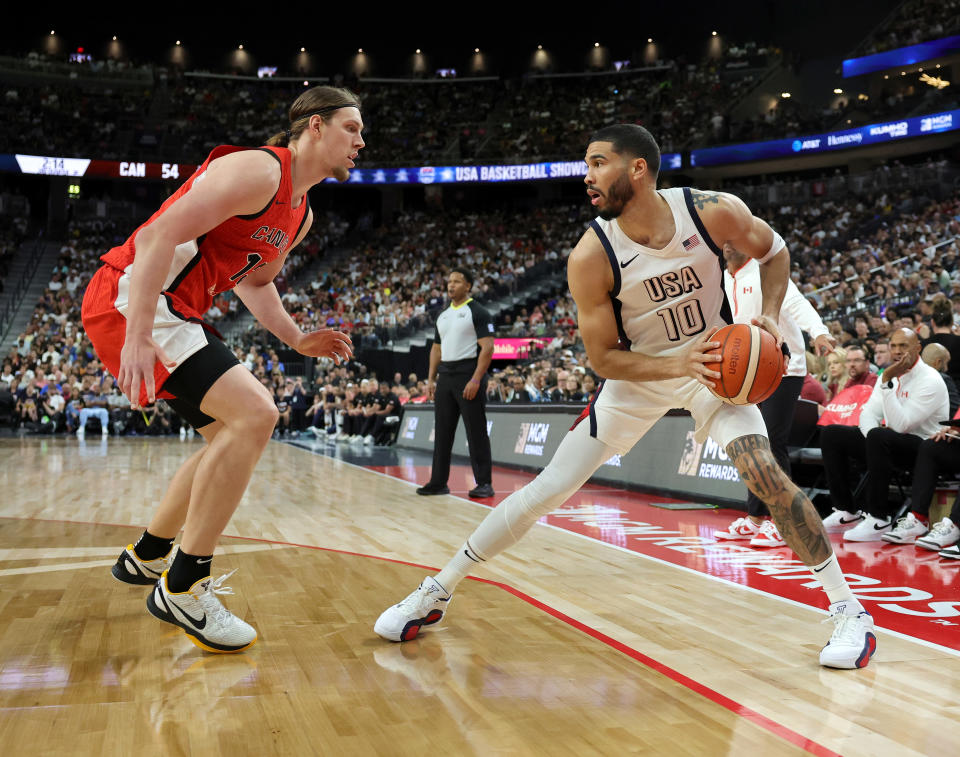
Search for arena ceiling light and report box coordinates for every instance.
[833,88,843,94]
[300,47,305,52]
[780,92,791,98]
[712,31,718,36]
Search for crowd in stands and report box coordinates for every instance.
[4,29,955,168]
[855,0,960,56]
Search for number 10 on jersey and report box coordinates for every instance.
[656,299,706,342]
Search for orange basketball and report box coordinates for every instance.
[705,324,786,405]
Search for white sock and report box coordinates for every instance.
[810,554,862,610]
[433,422,617,593]
[434,540,487,593]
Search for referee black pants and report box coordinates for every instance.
[428,372,492,488]
[747,375,803,518]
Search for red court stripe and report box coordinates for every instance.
[5,514,839,756]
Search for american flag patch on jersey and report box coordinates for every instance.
[682,235,701,251]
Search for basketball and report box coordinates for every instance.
[705,324,785,405]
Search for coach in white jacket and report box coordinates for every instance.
[715,244,835,547]
[821,327,949,541]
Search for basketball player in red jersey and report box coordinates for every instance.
[82,86,362,653]
[377,124,876,669]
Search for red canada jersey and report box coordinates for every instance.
[100,145,311,324]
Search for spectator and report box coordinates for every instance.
[923,296,960,382]
[820,328,949,542]
[824,348,850,402]
[873,338,892,372]
[922,343,960,416]
[551,374,586,403]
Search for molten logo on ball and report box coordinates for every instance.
[706,324,785,405]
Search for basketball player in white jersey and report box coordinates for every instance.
[376,124,876,669]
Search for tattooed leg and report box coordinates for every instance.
[726,433,832,566]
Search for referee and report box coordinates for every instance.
[417,268,496,498]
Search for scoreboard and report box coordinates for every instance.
[7,155,197,180]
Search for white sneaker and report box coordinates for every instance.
[187,427,195,440]
[147,570,257,653]
[714,517,760,541]
[750,520,786,547]
[363,434,374,446]
[180,427,187,440]
[881,512,928,544]
[102,426,109,437]
[76,426,85,439]
[374,576,451,642]
[820,601,877,669]
[916,517,960,551]
[306,426,322,437]
[843,514,892,542]
[940,545,960,560]
[111,544,178,585]
[822,508,865,531]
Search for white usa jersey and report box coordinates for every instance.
[591,187,730,357]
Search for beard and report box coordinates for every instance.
[596,171,634,220]
[332,165,350,183]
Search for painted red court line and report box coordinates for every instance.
[5,513,837,757]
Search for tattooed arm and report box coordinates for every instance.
[726,433,832,565]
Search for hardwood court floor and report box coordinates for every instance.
[0,436,957,756]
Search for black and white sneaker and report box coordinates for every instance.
[822,509,865,531]
[147,570,258,653]
[111,544,177,585]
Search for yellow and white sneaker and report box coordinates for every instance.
[147,570,257,653]
[112,544,177,585]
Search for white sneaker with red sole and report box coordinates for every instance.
[714,517,760,541]
[750,520,786,547]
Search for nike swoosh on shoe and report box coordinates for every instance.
[168,597,207,629]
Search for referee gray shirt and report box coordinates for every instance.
[435,299,494,373]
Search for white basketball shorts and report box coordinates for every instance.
[582,376,767,454]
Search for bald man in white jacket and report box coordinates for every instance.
[715,242,835,547]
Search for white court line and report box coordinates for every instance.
[284,440,960,660]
